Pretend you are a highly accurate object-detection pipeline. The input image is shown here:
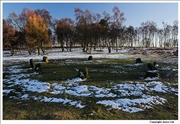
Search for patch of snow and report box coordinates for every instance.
[66,77,86,87]
[24,80,50,93]
[3,89,14,94]
[147,70,159,73]
[154,64,159,67]
[169,87,178,94]
[52,83,66,90]
[65,89,80,96]
[159,67,171,71]
[41,97,52,102]
[95,92,117,98]
[97,95,166,113]
[172,69,178,71]
[73,85,88,94]
[21,94,29,99]
[126,63,144,67]
[146,81,167,93]
[144,77,160,81]
[40,96,85,108]
[76,102,85,108]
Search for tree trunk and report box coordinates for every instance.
[38,47,40,55]
[116,39,118,52]
[28,50,32,55]
[69,40,72,52]
[10,48,14,56]
[108,47,111,53]
[82,45,86,52]
[41,49,45,53]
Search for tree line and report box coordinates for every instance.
[3,6,178,56]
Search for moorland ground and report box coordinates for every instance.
[2,48,178,120]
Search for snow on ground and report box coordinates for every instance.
[3,63,178,113]
[144,77,160,81]
[3,48,129,63]
[3,48,178,113]
[3,48,177,63]
[96,95,166,113]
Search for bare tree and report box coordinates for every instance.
[162,22,172,48]
[3,19,18,56]
[74,8,94,52]
[55,18,74,52]
[125,26,135,47]
[149,21,157,47]
[111,6,126,51]
[172,20,178,48]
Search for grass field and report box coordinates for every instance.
[3,56,178,120]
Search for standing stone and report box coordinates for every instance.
[147,63,157,70]
[145,63,159,79]
[84,67,88,79]
[88,56,93,60]
[43,56,48,63]
[35,63,43,73]
[135,58,142,63]
[145,70,160,78]
[30,59,35,69]
[78,67,88,79]
[153,62,157,66]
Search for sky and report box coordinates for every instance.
[2,1,179,29]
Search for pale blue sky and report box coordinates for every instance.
[2,2,178,28]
